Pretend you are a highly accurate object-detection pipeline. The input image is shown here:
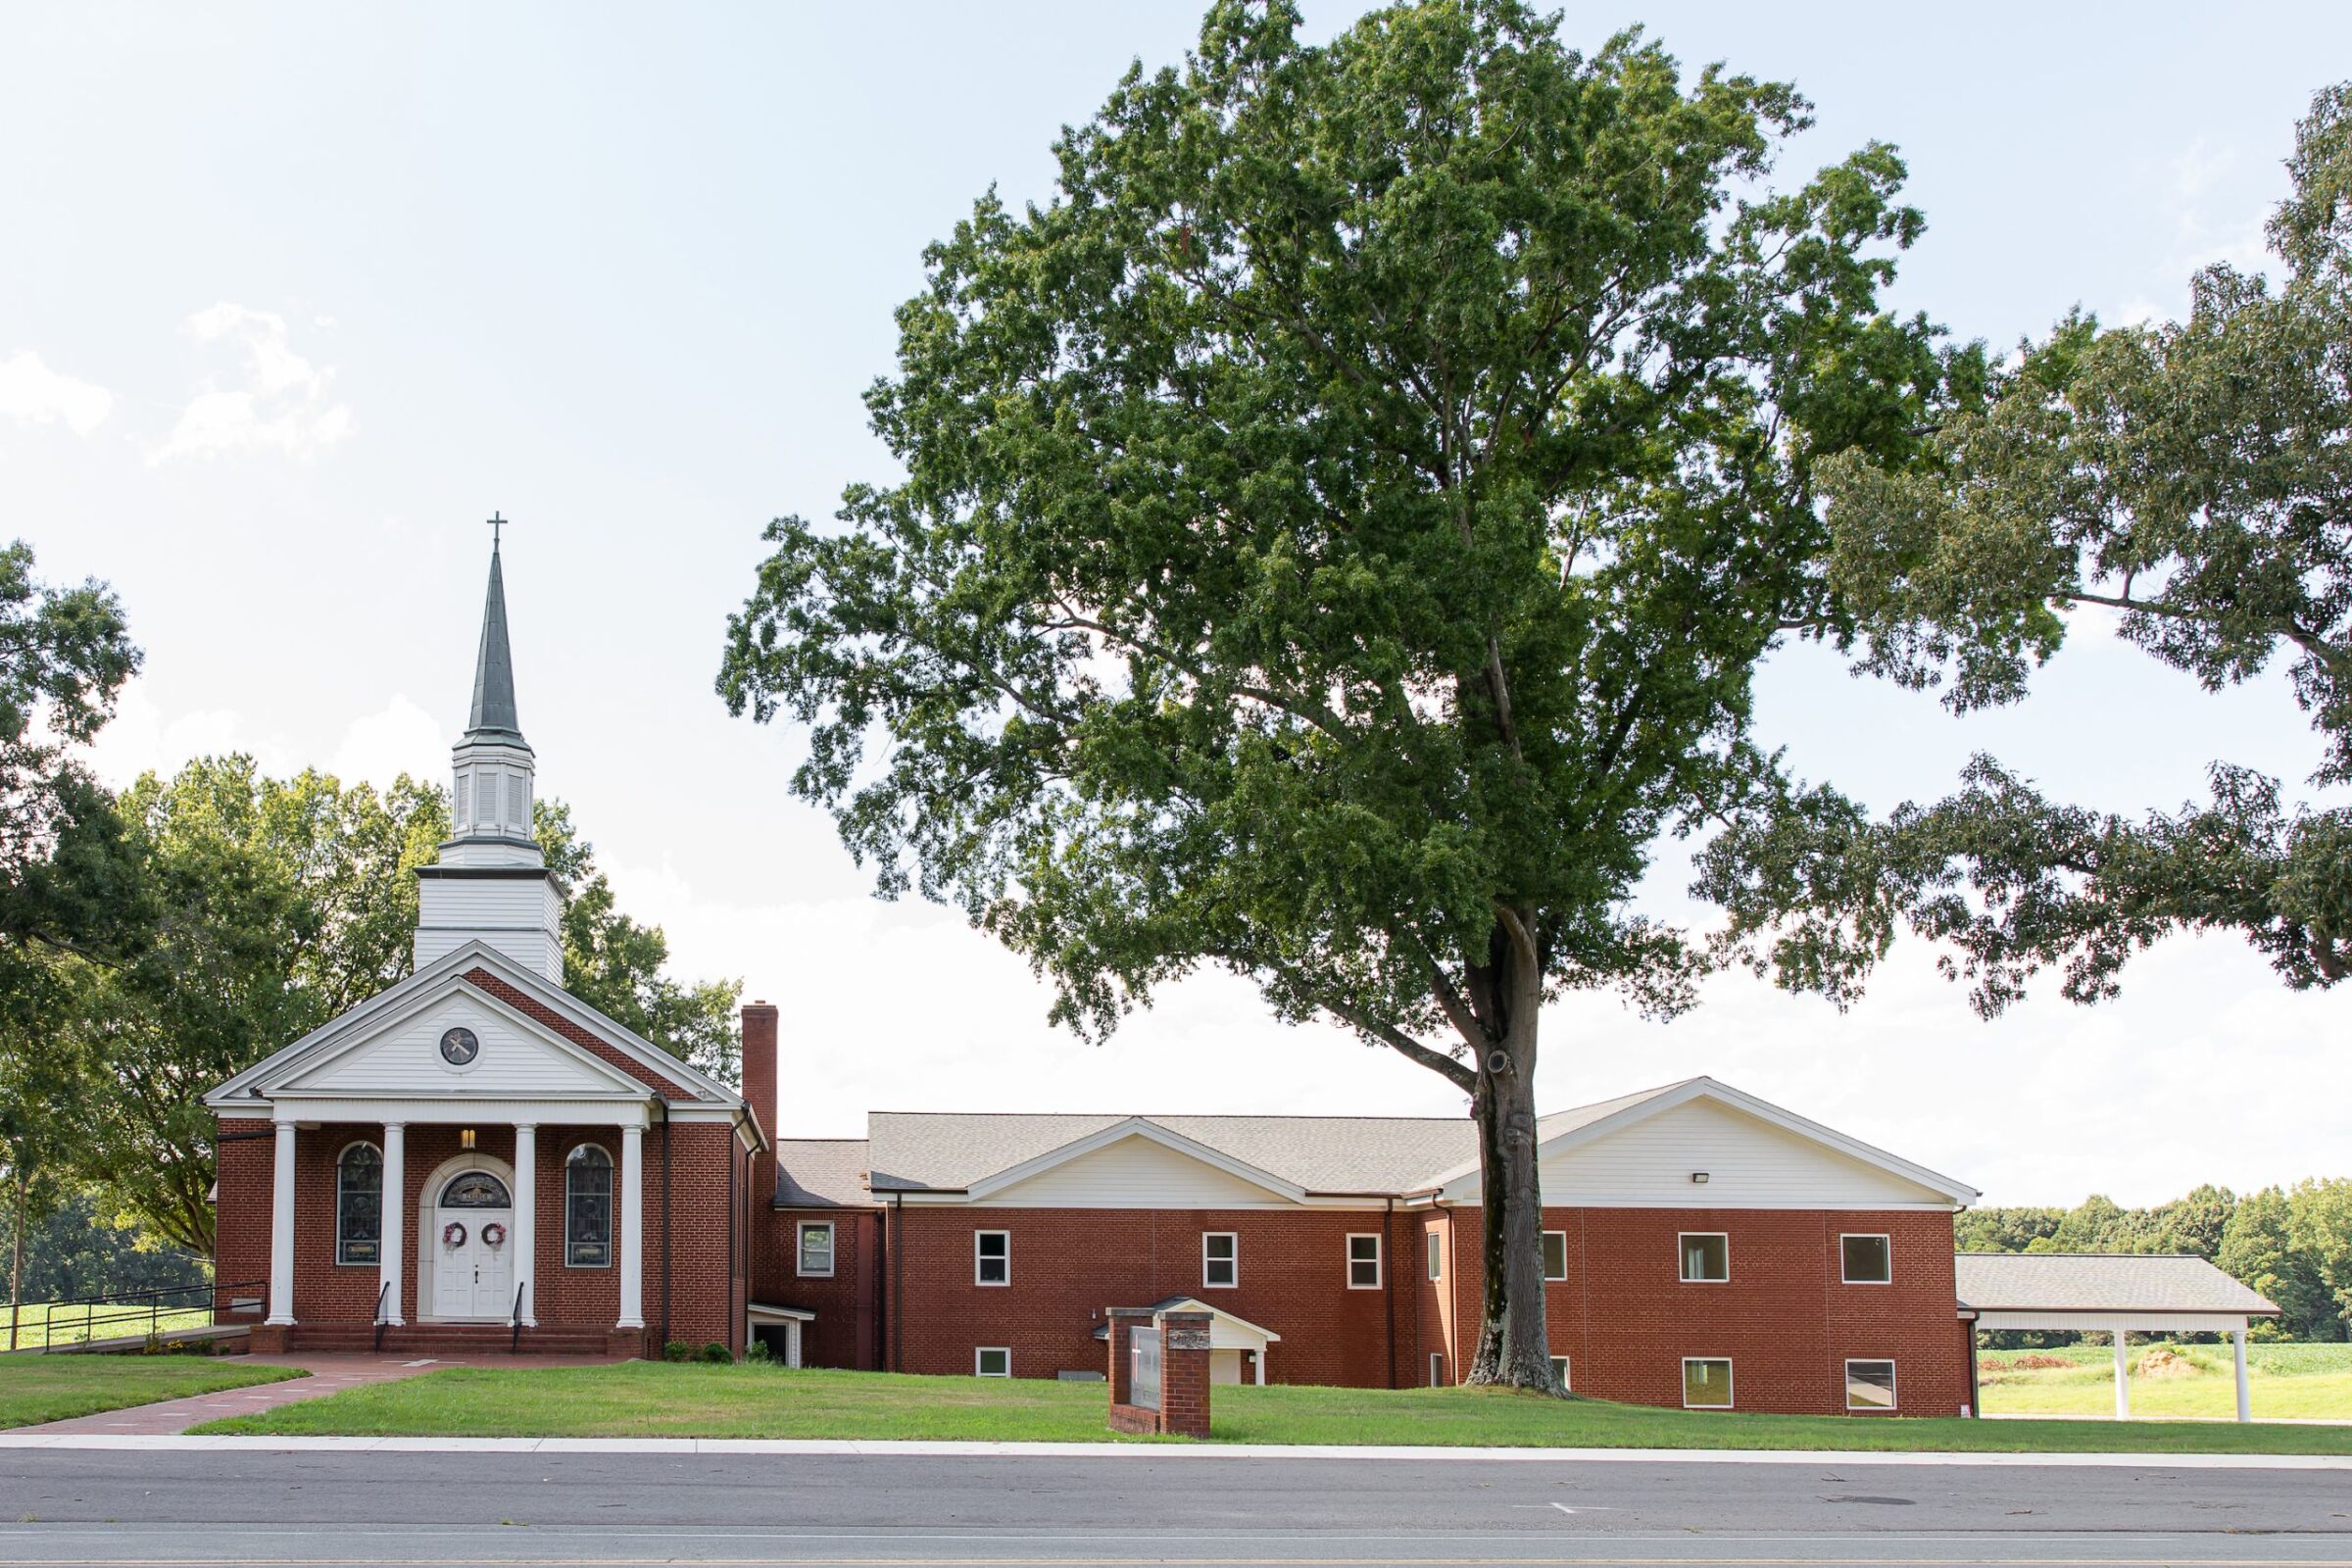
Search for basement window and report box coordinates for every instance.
[1550,1355,1571,1390]
[798,1221,835,1279]
[1202,1232,1238,1290]
[1679,1232,1729,1283]
[1840,1234,1892,1284]
[1429,1351,1446,1387]
[1682,1357,1734,1409]
[975,1230,1010,1287]
[975,1347,1010,1378]
[1846,1359,1898,1411]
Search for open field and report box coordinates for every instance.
[0,1357,302,1430]
[191,1361,2352,1452]
[0,1302,215,1351]
[1981,1339,2352,1420]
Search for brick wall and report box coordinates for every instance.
[212,1120,272,1316]
[757,1207,881,1367]
[879,1205,1410,1385]
[1442,1204,1968,1415]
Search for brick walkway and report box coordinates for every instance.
[16,1351,614,1437]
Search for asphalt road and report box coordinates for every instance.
[0,1450,2346,1566]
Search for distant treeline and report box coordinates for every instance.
[1959,1180,2352,1342]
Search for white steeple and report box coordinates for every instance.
[414,527,565,982]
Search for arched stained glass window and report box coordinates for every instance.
[565,1145,612,1267]
[439,1171,511,1208]
[336,1144,382,1265]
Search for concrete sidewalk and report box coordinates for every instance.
[11,1351,612,1437]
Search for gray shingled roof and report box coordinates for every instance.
[773,1139,873,1208]
[861,1082,1696,1197]
[1956,1252,2279,1315]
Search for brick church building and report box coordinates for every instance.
[211,545,1983,1415]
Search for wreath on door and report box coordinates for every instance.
[481,1222,507,1249]
[441,1220,467,1249]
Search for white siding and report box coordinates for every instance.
[282,995,625,1098]
[414,877,564,982]
[1458,1097,1950,1208]
[975,1132,1295,1209]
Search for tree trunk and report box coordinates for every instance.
[8,1166,24,1353]
[1463,938,1558,1392]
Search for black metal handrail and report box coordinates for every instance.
[509,1280,526,1353]
[4,1279,263,1353]
[372,1280,393,1352]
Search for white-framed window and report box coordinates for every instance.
[1683,1356,1734,1408]
[1840,1233,1892,1285]
[974,1229,1010,1286]
[1845,1358,1897,1411]
[1550,1355,1571,1390]
[564,1144,612,1268]
[1679,1232,1729,1283]
[334,1142,382,1266]
[1429,1351,1446,1387]
[1542,1230,1567,1283]
[1426,1231,1443,1281]
[975,1347,1010,1378]
[1346,1233,1382,1289]
[798,1220,835,1278]
[1202,1231,1238,1290]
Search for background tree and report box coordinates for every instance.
[1722,83,2352,1013]
[68,759,738,1254]
[720,0,1959,1387]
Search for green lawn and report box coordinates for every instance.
[1982,1341,2352,1422]
[0,1302,215,1351]
[0,1356,304,1430]
[193,1362,2352,1453]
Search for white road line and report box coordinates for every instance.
[0,1433,2346,1468]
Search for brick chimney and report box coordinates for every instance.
[741,1000,780,1193]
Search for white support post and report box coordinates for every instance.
[2112,1327,2131,1420]
[2233,1325,2250,1423]
[1255,1346,1266,1386]
[616,1122,645,1331]
[379,1123,405,1327]
[513,1123,537,1326]
[267,1120,298,1326]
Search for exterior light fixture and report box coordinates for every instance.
[460,1128,477,1151]
[1690,1171,1709,1184]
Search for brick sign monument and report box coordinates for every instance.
[1105,1304,1210,1438]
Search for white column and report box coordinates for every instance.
[379,1123,406,1327]
[616,1122,645,1330]
[2233,1326,2250,1422]
[1254,1346,1266,1386]
[2112,1327,2131,1420]
[266,1121,297,1326]
[513,1124,537,1326]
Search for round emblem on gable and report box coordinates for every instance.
[439,1026,480,1066]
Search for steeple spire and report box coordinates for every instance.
[466,518,521,740]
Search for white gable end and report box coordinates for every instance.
[976,1131,1298,1209]
[278,990,636,1100]
[1533,1097,1954,1208]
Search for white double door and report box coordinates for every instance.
[430,1172,514,1320]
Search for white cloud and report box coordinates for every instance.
[330,694,446,789]
[150,303,354,464]
[0,349,114,436]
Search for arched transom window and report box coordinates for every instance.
[336,1144,382,1265]
[439,1171,512,1208]
[565,1145,612,1267]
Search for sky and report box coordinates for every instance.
[4,2,2348,1209]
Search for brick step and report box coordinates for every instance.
[285,1323,617,1356]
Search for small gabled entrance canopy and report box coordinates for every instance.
[1093,1296,1281,1386]
[748,1301,817,1368]
[1957,1252,2281,1422]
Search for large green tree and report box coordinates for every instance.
[1724,83,2352,1013]
[720,0,1959,1387]
[70,759,739,1253]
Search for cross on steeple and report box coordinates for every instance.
[487,512,507,550]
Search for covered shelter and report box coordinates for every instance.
[1955,1253,2280,1421]
[1094,1296,1281,1385]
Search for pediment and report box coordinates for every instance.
[972,1122,1303,1208]
[273,981,646,1101]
